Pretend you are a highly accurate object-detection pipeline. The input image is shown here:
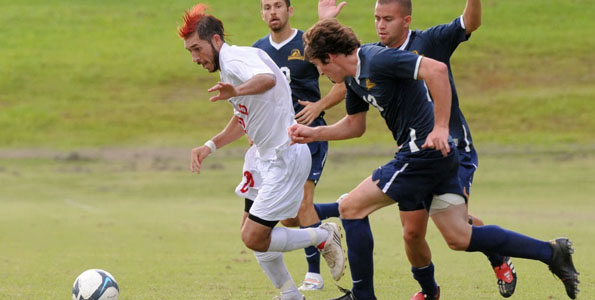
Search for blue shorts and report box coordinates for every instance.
[372,147,465,212]
[457,146,478,196]
[307,118,328,184]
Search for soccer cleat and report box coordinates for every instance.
[298,273,324,291]
[493,257,517,298]
[410,286,440,300]
[318,222,347,281]
[548,238,580,299]
[327,286,356,300]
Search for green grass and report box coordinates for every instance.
[0,0,594,149]
[0,151,594,299]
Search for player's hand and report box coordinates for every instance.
[208,82,238,102]
[421,126,450,157]
[288,124,315,144]
[190,145,212,174]
[318,0,347,20]
[295,100,323,126]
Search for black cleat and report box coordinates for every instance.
[548,238,580,299]
[493,257,517,298]
[327,286,356,300]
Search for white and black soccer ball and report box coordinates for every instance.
[72,269,119,300]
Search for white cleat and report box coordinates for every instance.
[298,272,324,291]
[319,222,347,281]
[273,295,306,300]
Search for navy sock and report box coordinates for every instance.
[467,225,553,264]
[301,222,322,274]
[314,202,340,220]
[342,217,376,300]
[412,262,438,296]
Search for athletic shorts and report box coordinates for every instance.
[248,143,311,221]
[235,145,262,200]
[457,145,478,196]
[372,147,465,212]
[307,118,328,184]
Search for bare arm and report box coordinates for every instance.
[289,111,366,144]
[318,0,347,20]
[417,57,452,156]
[462,0,481,34]
[295,83,346,125]
[208,74,276,102]
[190,116,245,174]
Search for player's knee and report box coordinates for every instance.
[280,218,299,227]
[444,236,469,251]
[402,227,426,243]
[241,231,268,252]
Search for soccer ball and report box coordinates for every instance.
[72,269,119,300]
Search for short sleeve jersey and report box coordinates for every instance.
[370,16,473,150]
[253,30,322,117]
[218,43,296,160]
[345,46,435,153]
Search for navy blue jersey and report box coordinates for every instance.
[345,46,435,152]
[253,30,322,117]
[370,16,473,150]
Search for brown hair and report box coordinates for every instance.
[303,19,360,64]
[377,0,412,16]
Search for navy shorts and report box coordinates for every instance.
[372,148,465,212]
[457,145,478,196]
[307,118,328,184]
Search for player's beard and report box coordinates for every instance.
[209,40,220,72]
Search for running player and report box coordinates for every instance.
[290,18,579,300]
[179,5,346,299]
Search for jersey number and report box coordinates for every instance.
[280,66,291,84]
[363,94,384,112]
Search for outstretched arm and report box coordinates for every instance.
[417,57,452,156]
[318,0,347,20]
[462,0,481,34]
[190,115,245,174]
[208,74,276,102]
[289,111,366,144]
[295,83,346,125]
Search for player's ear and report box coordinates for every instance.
[288,5,294,17]
[404,15,412,27]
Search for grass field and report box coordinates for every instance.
[0,148,594,299]
[1,0,595,299]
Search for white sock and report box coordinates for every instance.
[267,227,329,252]
[254,251,299,296]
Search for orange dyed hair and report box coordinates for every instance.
[178,3,209,39]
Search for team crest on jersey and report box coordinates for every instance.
[365,79,376,90]
[288,49,305,61]
[411,50,425,57]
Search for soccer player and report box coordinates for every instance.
[178,4,346,300]
[290,19,579,300]
[243,0,346,291]
[318,0,516,298]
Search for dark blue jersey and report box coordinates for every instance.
[370,16,473,150]
[345,46,435,152]
[253,30,322,117]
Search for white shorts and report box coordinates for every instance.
[248,143,311,221]
[235,145,262,200]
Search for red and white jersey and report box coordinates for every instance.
[219,43,296,160]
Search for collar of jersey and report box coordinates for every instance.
[269,29,298,50]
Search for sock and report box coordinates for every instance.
[411,263,438,296]
[267,226,328,252]
[314,203,340,220]
[254,251,300,297]
[342,217,376,300]
[302,222,322,274]
[466,225,553,264]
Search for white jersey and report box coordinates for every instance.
[219,43,296,160]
